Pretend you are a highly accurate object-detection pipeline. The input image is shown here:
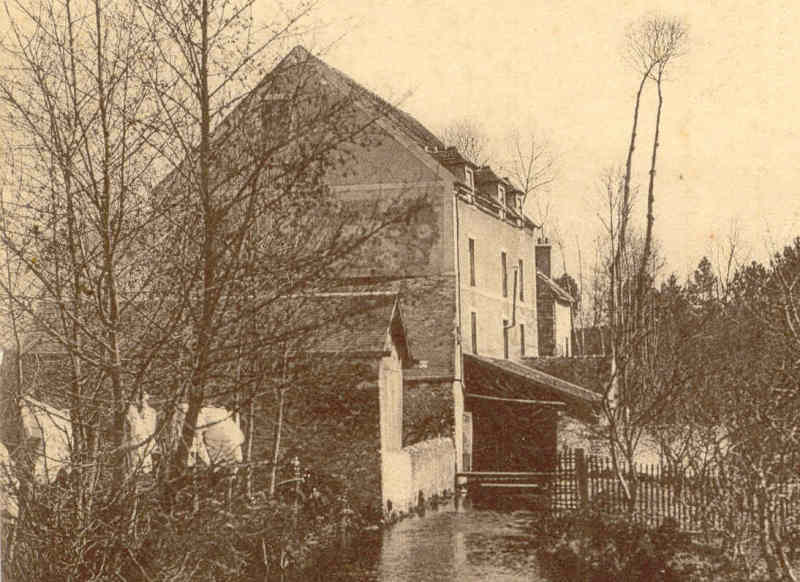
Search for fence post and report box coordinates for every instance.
[576,448,589,508]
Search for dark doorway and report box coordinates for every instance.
[468,398,557,472]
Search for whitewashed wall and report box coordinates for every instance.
[554,301,572,356]
[379,338,403,451]
[381,437,455,515]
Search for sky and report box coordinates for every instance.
[262,0,800,281]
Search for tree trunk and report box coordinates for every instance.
[245,397,256,498]
[758,487,782,582]
[636,67,664,317]
[269,387,286,498]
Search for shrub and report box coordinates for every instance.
[532,510,751,582]
[2,465,354,581]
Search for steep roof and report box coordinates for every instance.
[276,46,445,152]
[430,146,476,169]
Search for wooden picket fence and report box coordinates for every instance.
[550,448,800,533]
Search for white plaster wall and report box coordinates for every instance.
[381,437,455,514]
[382,449,413,514]
[458,200,538,360]
[379,337,403,451]
[554,302,572,357]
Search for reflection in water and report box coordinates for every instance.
[328,499,548,581]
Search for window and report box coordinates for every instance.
[503,320,509,359]
[471,312,478,354]
[501,251,508,297]
[498,183,506,204]
[520,324,526,356]
[519,259,524,302]
[465,167,474,189]
[468,238,476,286]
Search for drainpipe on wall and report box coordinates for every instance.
[452,187,464,474]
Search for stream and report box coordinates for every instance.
[315,499,551,581]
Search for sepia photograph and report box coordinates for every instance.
[0,1,799,580]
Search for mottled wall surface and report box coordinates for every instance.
[325,111,459,374]
[402,378,454,448]
[335,178,454,279]
[392,276,456,377]
[326,123,447,188]
[249,358,385,518]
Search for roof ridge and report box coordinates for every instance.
[274,46,445,151]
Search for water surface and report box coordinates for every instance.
[322,499,550,581]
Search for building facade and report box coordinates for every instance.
[535,238,575,357]
[255,46,597,479]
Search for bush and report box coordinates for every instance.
[532,510,751,582]
[2,465,354,581]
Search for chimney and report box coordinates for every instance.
[535,237,551,278]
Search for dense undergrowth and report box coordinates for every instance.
[1,465,360,581]
[530,510,769,582]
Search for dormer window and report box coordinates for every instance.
[497,183,505,204]
[465,167,474,190]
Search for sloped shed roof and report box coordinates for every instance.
[464,353,600,410]
[308,293,409,362]
[537,271,575,304]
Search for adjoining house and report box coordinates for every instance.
[535,237,576,357]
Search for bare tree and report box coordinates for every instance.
[500,129,557,226]
[0,0,179,499]
[588,15,688,509]
[441,118,491,166]
[0,0,424,577]
[624,15,688,311]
